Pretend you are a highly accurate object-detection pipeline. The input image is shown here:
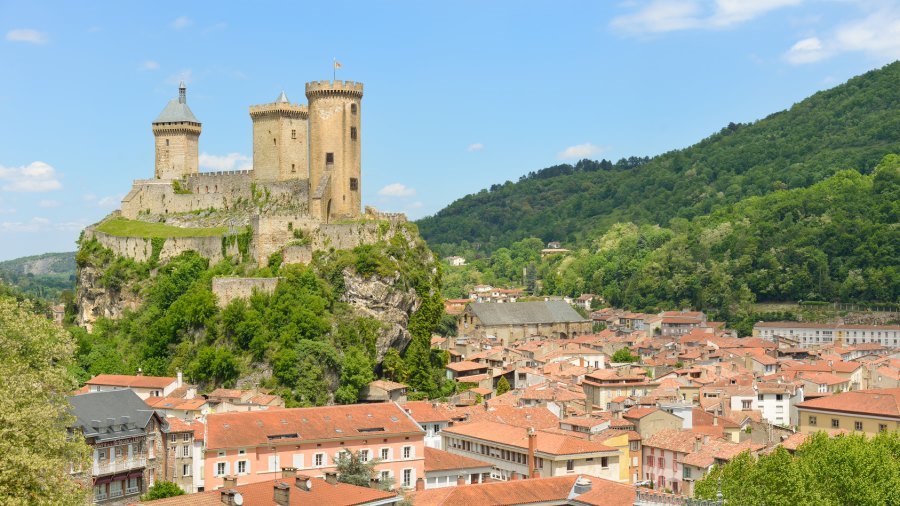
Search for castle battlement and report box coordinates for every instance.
[185,170,253,179]
[248,102,308,118]
[305,80,364,97]
[151,122,202,134]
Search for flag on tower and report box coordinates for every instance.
[334,60,342,70]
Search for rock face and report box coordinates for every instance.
[75,263,142,332]
[341,269,422,361]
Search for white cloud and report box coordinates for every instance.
[199,152,252,172]
[377,183,416,197]
[97,195,123,208]
[557,143,603,160]
[139,60,160,71]
[611,0,802,34]
[784,37,829,64]
[0,161,62,192]
[5,28,48,44]
[0,207,15,215]
[38,199,60,208]
[170,16,192,30]
[783,7,900,64]
[82,193,96,202]
[467,143,485,152]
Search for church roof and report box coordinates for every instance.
[469,301,589,326]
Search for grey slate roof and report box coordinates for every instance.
[68,389,162,442]
[154,98,200,124]
[276,90,290,103]
[469,301,589,326]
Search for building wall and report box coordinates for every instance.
[204,435,425,490]
[250,105,309,182]
[211,277,281,308]
[797,408,900,436]
[425,467,491,489]
[465,319,593,347]
[154,127,200,180]
[641,447,685,494]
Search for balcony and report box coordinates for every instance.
[93,457,147,476]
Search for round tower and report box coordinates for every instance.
[249,91,309,182]
[305,80,363,221]
[152,82,201,179]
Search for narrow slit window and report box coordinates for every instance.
[351,103,357,114]
[350,178,358,191]
[291,129,297,139]
[350,127,357,140]
[326,152,334,164]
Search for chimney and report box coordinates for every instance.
[281,467,297,478]
[713,415,718,426]
[137,367,143,376]
[295,475,313,492]
[573,476,593,495]
[527,427,539,478]
[324,471,338,485]
[457,475,466,486]
[177,368,183,387]
[222,475,237,489]
[415,477,425,491]
[693,437,701,453]
[273,482,290,506]
[219,489,240,506]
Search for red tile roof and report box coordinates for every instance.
[87,374,177,389]
[145,396,207,411]
[135,476,396,505]
[424,447,492,472]
[206,403,423,450]
[401,401,451,423]
[796,388,900,419]
[569,478,637,506]
[164,417,205,442]
[443,421,617,456]
[411,474,582,506]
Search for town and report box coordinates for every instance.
[65,288,899,505]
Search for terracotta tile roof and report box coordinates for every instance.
[782,360,862,374]
[569,478,637,506]
[796,388,900,419]
[401,401,452,423]
[447,360,488,372]
[797,372,850,386]
[145,396,207,411]
[449,404,559,429]
[206,388,245,400]
[249,393,283,405]
[206,403,423,450]
[443,421,617,456]
[662,317,703,325]
[164,417,205,442]
[87,374,177,389]
[367,379,407,391]
[559,416,609,429]
[643,429,703,454]
[622,407,659,420]
[135,476,396,505]
[412,474,587,506]
[424,447,491,472]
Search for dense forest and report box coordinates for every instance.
[418,61,900,255]
[443,156,899,321]
[71,225,454,405]
[0,251,75,301]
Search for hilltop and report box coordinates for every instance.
[0,252,76,301]
[417,61,900,255]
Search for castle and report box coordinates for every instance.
[122,80,364,222]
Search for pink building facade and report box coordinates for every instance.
[204,403,425,491]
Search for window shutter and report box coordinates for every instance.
[293,454,303,468]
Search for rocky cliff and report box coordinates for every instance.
[341,270,422,362]
[75,262,143,332]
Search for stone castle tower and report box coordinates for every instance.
[306,80,363,221]
[152,82,201,179]
[143,80,363,222]
[249,91,309,182]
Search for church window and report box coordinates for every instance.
[291,129,297,139]
[351,104,357,114]
[350,127,357,140]
[326,152,334,165]
[350,178,358,191]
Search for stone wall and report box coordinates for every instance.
[83,227,243,265]
[212,277,281,307]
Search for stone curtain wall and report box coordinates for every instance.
[211,277,280,307]
[83,227,242,264]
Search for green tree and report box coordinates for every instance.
[335,347,375,404]
[611,348,639,363]
[381,348,406,382]
[0,296,91,505]
[496,376,511,396]
[141,481,185,501]
[335,450,378,488]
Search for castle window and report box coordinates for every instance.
[350,127,357,141]
[350,178,358,191]
[291,129,297,139]
[165,139,169,146]
[274,138,277,146]
[351,104,357,114]
[291,164,296,173]
[326,152,334,165]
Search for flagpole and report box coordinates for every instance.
[333,58,336,81]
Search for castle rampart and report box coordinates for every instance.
[211,277,281,307]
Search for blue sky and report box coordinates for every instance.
[1,1,899,260]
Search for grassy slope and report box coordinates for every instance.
[95,217,227,238]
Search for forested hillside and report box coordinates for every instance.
[442,155,900,321]
[0,251,76,301]
[418,62,900,255]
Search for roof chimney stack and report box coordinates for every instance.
[273,482,290,506]
[178,81,187,104]
[219,489,241,506]
[295,475,313,492]
[222,475,237,489]
[527,427,539,478]
[324,471,338,485]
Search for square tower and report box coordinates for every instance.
[249,91,309,182]
[152,82,201,179]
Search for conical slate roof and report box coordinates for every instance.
[275,90,290,103]
[154,83,200,124]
